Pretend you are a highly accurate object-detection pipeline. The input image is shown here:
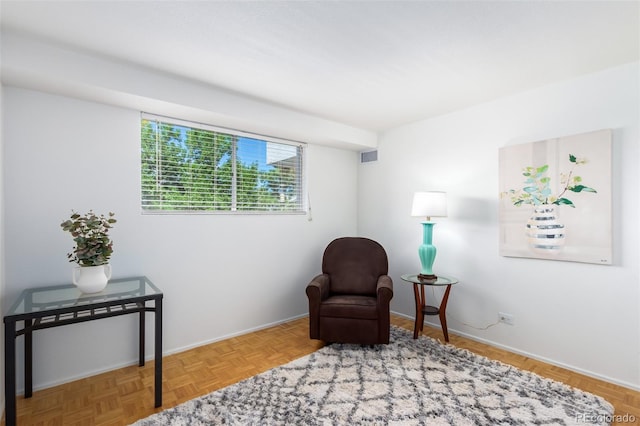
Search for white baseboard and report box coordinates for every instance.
[164,313,309,357]
[391,310,640,392]
[20,312,639,396]
[17,313,310,395]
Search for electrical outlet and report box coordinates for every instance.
[498,312,515,325]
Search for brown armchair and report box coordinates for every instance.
[306,237,394,345]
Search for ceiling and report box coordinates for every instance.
[1,1,638,132]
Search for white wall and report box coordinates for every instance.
[359,62,640,389]
[2,47,638,401]
[1,87,358,391]
[0,75,6,414]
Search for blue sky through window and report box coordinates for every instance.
[237,137,272,172]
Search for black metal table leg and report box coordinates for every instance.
[5,318,17,426]
[25,319,33,398]
[154,297,163,407]
[139,308,145,367]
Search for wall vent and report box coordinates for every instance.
[360,150,378,163]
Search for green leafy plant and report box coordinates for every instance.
[504,154,596,208]
[60,210,116,266]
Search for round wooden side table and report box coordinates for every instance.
[400,274,459,342]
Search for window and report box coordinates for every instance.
[141,114,306,213]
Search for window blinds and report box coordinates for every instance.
[141,113,306,213]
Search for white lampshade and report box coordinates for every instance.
[411,191,447,219]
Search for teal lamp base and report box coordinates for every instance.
[418,222,438,280]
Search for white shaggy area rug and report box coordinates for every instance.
[133,326,613,425]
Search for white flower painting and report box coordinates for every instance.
[499,129,612,264]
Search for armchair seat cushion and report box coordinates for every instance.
[319,295,378,320]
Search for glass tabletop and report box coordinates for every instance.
[6,276,161,317]
[400,274,459,286]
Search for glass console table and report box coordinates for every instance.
[400,274,458,342]
[3,276,163,425]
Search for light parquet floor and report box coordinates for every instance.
[3,315,639,425]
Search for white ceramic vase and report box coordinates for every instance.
[73,264,112,293]
[525,204,565,254]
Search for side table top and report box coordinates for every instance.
[4,276,161,319]
[400,274,459,286]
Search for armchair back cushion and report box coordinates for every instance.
[306,237,393,345]
[322,237,388,296]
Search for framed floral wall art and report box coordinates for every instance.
[499,129,612,265]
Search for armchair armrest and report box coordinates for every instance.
[376,275,393,304]
[306,274,330,304]
[306,274,330,340]
[376,274,394,343]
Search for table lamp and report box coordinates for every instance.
[411,191,447,280]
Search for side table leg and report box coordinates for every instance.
[5,319,17,426]
[419,285,426,332]
[139,308,145,367]
[154,297,163,407]
[439,284,452,342]
[25,319,33,398]
[412,283,423,339]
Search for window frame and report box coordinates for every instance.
[140,113,307,215]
